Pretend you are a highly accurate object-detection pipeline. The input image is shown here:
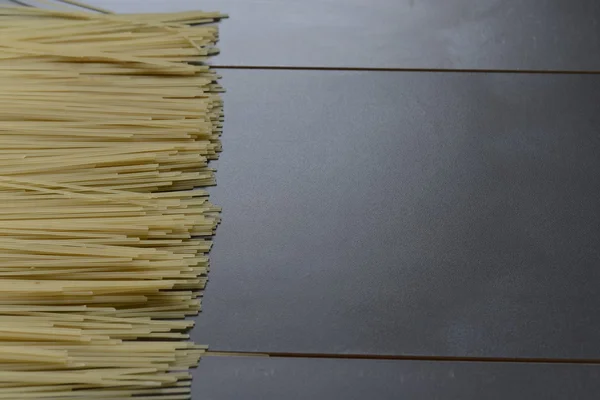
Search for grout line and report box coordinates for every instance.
[211,64,600,75]
[208,351,270,358]
[206,351,600,365]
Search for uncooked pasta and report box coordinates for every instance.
[0,2,224,398]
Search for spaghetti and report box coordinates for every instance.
[0,3,223,398]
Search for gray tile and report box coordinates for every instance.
[195,70,600,358]
[81,0,600,70]
[194,356,600,400]
[18,0,600,70]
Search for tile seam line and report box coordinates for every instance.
[211,65,600,74]
[206,351,600,365]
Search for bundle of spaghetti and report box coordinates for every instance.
[0,3,224,399]
[0,4,224,193]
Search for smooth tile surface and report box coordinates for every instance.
[195,70,600,358]
[195,356,600,400]
[83,0,600,70]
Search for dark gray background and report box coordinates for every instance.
[85,0,600,70]
[195,69,600,358]
[196,356,600,400]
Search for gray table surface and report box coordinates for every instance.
[195,356,600,400]
[79,0,600,70]
[194,69,600,358]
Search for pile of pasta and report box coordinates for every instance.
[0,4,223,399]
